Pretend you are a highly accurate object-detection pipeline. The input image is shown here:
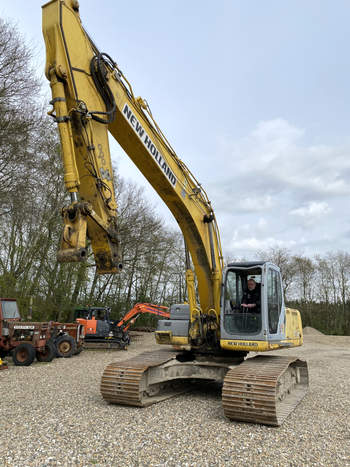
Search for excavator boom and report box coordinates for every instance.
[42,0,223,327]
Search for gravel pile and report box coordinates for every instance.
[303,326,324,335]
[1,332,349,467]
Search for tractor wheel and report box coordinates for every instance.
[36,342,56,362]
[55,335,76,358]
[12,343,36,366]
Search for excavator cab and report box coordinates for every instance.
[74,306,111,322]
[223,264,263,335]
[220,261,303,352]
[157,261,303,352]
[75,306,113,341]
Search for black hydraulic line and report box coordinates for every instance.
[184,238,191,270]
[89,53,117,124]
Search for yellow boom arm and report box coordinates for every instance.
[42,0,223,327]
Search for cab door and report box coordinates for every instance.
[266,264,285,340]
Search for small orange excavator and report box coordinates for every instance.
[75,303,169,349]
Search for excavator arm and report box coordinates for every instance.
[117,303,170,332]
[43,1,122,274]
[42,0,223,339]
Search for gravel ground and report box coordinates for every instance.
[1,331,349,467]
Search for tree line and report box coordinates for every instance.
[0,20,348,334]
[257,247,350,335]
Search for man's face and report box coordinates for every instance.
[247,280,256,291]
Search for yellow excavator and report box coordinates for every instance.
[42,0,309,426]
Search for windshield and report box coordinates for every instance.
[1,300,21,319]
[223,269,262,335]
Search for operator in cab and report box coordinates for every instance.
[241,278,261,313]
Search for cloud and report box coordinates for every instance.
[290,201,331,218]
[208,118,350,257]
[289,201,331,229]
[228,233,299,253]
[251,118,304,161]
[213,119,350,201]
[239,194,274,212]
[211,191,275,214]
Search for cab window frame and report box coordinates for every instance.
[223,268,262,335]
[267,268,282,334]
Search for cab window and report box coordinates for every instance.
[1,300,21,319]
[267,269,282,333]
[223,269,262,335]
[224,270,243,309]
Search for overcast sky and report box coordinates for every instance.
[2,1,350,260]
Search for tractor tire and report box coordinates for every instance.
[55,335,76,358]
[36,342,56,362]
[12,343,36,366]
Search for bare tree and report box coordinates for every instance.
[293,256,315,302]
[256,247,297,299]
[0,18,41,209]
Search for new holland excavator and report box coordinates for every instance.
[42,0,309,426]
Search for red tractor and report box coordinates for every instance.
[0,298,84,365]
[0,298,55,365]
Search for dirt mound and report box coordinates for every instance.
[303,326,324,336]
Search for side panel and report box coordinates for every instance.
[220,338,303,352]
[285,307,303,343]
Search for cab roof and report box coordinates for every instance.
[227,261,266,268]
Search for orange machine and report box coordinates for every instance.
[76,303,169,349]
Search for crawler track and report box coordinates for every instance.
[101,349,179,406]
[84,342,126,350]
[101,351,308,425]
[222,355,309,426]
